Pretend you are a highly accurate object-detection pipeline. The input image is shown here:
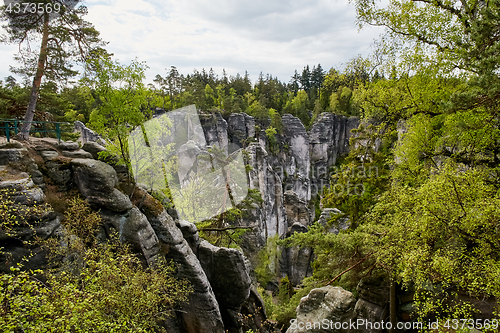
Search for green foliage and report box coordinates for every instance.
[0,79,29,118]
[353,0,500,113]
[265,126,278,153]
[285,90,310,125]
[0,193,192,332]
[85,56,161,168]
[258,277,318,330]
[196,189,262,248]
[0,188,50,239]
[369,161,500,320]
[269,108,284,134]
[323,123,391,226]
[0,246,192,332]
[255,234,281,287]
[353,69,463,123]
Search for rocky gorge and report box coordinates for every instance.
[0,110,405,332]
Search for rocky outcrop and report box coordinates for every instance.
[1,138,272,333]
[285,278,394,333]
[0,144,30,166]
[198,239,252,332]
[279,190,313,284]
[0,176,45,205]
[131,187,225,333]
[308,113,359,198]
[72,158,132,212]
[227,113,256,151]
[281,114,311,201]
[82,141,106,160]
[245,143,287,241]
[1,105,364,331]
[194,111,359,288]
[74,120,103,143]
[284,190,310,227]
[200,111,229,154]
[286,286,357,333]
[0,211,61,274]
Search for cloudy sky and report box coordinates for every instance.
[1,0,384,85]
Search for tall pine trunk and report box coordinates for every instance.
[18,13,49,140]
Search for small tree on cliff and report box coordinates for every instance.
[85,55,163,169]
[0,0,105,140]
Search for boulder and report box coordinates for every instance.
[72,158,131,212]
[0,177,45,205]
[85,188,133,212]
[71,158,118,194]
[353,299,386,332]
[57,141,79,151]
[82,141,107,160]
[0,147,29,165]
[61,149,93,159]
[40,150,59,161]
[287,286,357,333]
[45,160,73,190]
[74,120,103,143]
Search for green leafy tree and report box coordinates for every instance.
[86,56,160,168]
[352,0,500,113]
[285,89,310,124]
[323,123,391,227]
[368,160,500,321]
[204,83,216,108]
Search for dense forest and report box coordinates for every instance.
[1,0,500,332]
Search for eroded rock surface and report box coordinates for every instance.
[198,239,252,332]
[286,286,357,333]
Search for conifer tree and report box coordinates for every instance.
[1,0,105,139]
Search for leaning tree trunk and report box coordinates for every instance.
[18,13,50,141]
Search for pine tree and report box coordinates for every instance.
[1,0,105,140]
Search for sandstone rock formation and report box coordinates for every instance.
[1,108,362,331]
[0,139,268,333]
[286,286,357,333]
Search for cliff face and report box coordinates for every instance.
[197,112,359,281]
[1,110,358,332]
[0,139,265,333]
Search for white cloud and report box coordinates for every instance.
[0,0,385,85]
